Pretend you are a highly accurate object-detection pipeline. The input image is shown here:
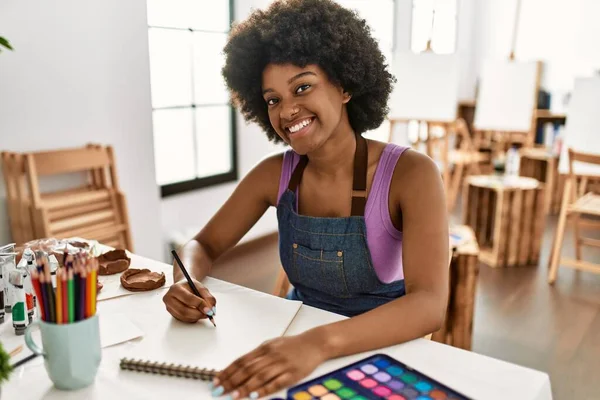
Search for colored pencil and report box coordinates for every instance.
[43,257,56,323]
[85,265,93,317]
[61,269,68,324]
[55,269,63,324]
[74,264,81,321]
[39,272,49,323]
[79,268,87,321]
[30,271,45,321]
[11,354,40,369]
[68,268,75,323]
[90,260,97,316]
[171,250,216,327]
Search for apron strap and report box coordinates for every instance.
[287,155,308,193]
[351,133,368,216]
[287,133,369,216]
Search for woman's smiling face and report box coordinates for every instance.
[261,63,351,154]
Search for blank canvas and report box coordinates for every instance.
[474,60,539,132]
[558,76,600,176]
[388,52,460,122]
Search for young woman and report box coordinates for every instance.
[162,0,449,398]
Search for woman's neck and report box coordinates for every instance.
[306,119,357,179]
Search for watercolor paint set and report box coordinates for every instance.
[285,354,470,400]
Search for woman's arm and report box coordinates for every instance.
[163,152,283,323]
[316,149,449,357]
[172,153,284,283]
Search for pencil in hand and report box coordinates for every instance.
[170,250,216,327]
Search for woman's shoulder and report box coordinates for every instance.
[366,138,408,170]
[251,148,310,207]
[252,150,287,179]
[389,147,443,203]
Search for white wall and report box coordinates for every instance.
[0,0,164,260]
[455,0,478,101]
[471,0,600,97]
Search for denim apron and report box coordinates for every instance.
[278,134,406,317]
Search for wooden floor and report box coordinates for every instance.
[210,214,600,400]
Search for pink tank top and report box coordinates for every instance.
[277,143,409,283]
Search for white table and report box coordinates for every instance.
[2,253,552,400]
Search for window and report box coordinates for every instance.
[411,0,458,54]
[146,0,236,197]
[337,0,396,142]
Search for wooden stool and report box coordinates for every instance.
[433,225,479,351]
[462,175,545,267]
[519,147,559,215]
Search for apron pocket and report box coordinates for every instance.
[292,243,350,298]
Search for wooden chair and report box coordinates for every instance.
[2,152,25,244]
[548,149,600,284]
[442,119,491,210]
[272,266,291,298]
[1,145,133,250]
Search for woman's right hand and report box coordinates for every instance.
[162,279,217,323]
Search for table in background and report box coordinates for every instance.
[462,175,546,268]
[432,225,480,351]
[519,147,561,215]
[3,252,552,400]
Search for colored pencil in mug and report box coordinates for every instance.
[68,268,75,323]
[79,267,87,321]
[38,271,49,323]
[30,271,45,321]
[89,260,97,316]
[43,256,56,323]
[73,260,81,321]
[61,269,68,323]
[55,269,63,324]
[85,264,92,318]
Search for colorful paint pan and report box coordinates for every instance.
[285,353,471,400]
[360,364,378,375]
[359,378,378,389]
[308,385,329,396]
[346,370,365,381]
[373,371,391,383]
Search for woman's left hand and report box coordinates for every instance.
[212,329,329,399]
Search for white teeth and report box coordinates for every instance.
[288,118,312,133]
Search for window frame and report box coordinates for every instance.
[149,0,238,198]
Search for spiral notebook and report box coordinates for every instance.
[119,278,303,371]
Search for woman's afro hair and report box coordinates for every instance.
[221,0,396,143]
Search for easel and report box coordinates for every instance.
[387,39,490,210]
[472,0,541,157]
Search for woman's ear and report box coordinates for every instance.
[342,90,352,104]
